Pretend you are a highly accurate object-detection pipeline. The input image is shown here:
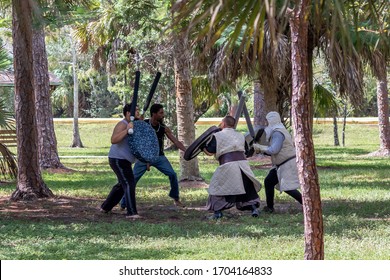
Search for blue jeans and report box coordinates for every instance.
[120,155,179,208]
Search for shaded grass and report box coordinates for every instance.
[0,122,389,260]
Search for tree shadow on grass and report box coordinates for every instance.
[0,193,388,259]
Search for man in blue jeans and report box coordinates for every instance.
[121,103,187,209]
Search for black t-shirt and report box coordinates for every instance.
[146,119,165,156]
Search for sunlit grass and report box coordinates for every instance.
[0,121,389,260]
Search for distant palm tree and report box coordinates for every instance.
[357,2,390,156]
[313,84,341,146]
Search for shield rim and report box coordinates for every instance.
[183,125,221,161]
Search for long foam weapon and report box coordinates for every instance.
[130,70,141,121]
[233,93,246,129]
[141,72,161,117]
[238,90,255,137]
[237,91,267,157]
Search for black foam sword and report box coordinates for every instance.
[130,70,141,122]
[141,72,161,117]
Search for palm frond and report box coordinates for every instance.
[0,98,15,130]
[320,33,364,107]
[173,0,287,60]
[0,40,12,71]
[0,96,16,180]
[314,84,340,117]
[0,143,17,180]
[191,75,220,121]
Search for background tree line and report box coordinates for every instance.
[0,1,385,121]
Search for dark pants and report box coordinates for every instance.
[264,168,302,209]
[207,171,260,212]
[120,155,179,208]
[101,158,137,216]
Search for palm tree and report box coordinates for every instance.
[69,32,84,148]
[74,0,204,180]
[368,49,390,156]
[313,83,341,146]
[204,21,291,116]
[253,80,267,126]
[358,1,390,156]
[172,27,201,180]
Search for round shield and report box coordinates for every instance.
[184,126,221,161]
[128,120,159,163]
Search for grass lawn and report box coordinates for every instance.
[0,121,389,260]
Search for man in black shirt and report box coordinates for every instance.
[121,104,186,208]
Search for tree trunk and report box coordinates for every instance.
[342,102,347,147]
[333,115,340,146]
[11,0,53,201]
[32,27,66,169]
[375,64,390,155]
[173,31,201,181]
[289,0,324,260]
[263,85,278,113]
[253,79,267,126]
[70,36,83,148]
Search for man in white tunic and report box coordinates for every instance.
[253,111,302,213]
[203,116,261,219]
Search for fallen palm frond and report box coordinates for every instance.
[0,142,17,181]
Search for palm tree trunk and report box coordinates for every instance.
[253,79,267,126]
[173,31,201,180]
[376,64,390,155]
[11,0,53,200]
[70,36,83,148]
[333,115,340,146]
[32,27,66,169]
[342,102,347,147]
[289,0,324,260]
[263,82,278,113]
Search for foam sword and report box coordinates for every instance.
[233,93,246,129]
[130,70,141,122]
[238,90,255,138]
[141,72,161,117]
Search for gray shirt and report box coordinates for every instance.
[108,119,135,163]
[266,131,285,155]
